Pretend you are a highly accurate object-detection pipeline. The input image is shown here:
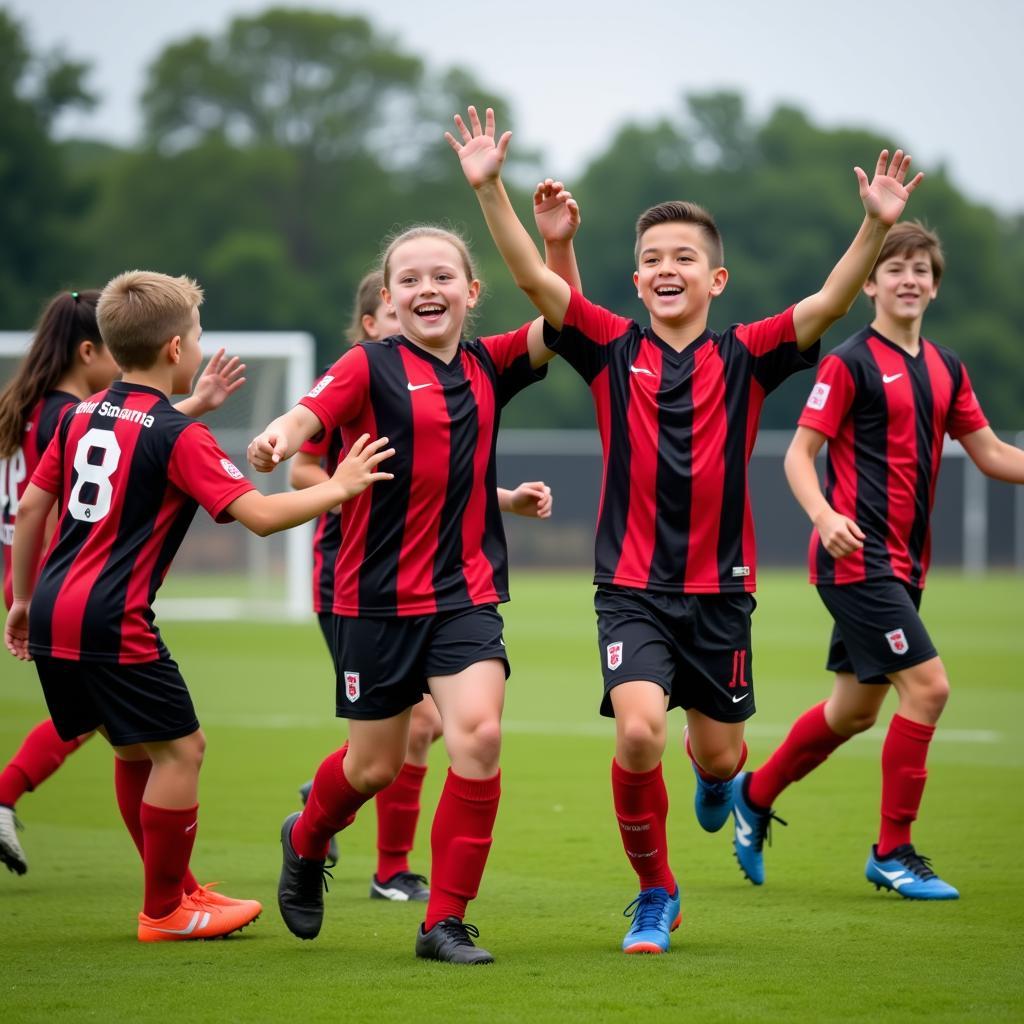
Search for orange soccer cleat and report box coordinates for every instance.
[138,889,261,942]
[190,881,263,917]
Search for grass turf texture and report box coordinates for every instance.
[1,569,1022,1023]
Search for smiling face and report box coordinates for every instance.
[383,237,480,351]
[633,222,727,334]
[864,248,939,331]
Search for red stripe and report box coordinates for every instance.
[334,428,377,616]
[920,344,953,579]
[461,352,500,604]
[394,348,443,614]
[736,381,766,593]
[613,344,662,586]
[684,346,726,590]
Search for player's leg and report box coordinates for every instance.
[370,695,440,901]
[0,720,93,875]
[866,654,958,899]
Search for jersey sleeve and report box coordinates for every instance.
[797,354,856,439]
[543,288,634,384]
[29,430,66,496]
[167,423,256,523]
[298,345,370,434]
[946,363,989,439]
[735,306,820,393]
[476,321,548,407]
[299,431,331,457]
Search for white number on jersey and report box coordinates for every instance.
[68,428,122,523]
[0,448,27,518]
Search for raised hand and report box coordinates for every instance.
[445,106,511,190]
[505,480,553,519]
[534,180,581,244]
[190,348,247,414]
[333,433,395,500]
[855,149,924,227]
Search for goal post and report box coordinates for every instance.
[0,330,318,622]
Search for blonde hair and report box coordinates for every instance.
[97,270,204,370]
[381,225,476,288]
[346,271,387,343]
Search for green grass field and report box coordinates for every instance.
[1,570,1022,1023]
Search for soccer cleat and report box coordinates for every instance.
[731,772,787,886]
[691,760,733,833]
[191,882,263,917]
[621,886,682,954]
[137,890,261,942]
[298,781,339,868]
[0,805,27,875]
[278,811,332,940]
[370,871,430,902]
[415,917,494,964]
[865,844,960,900]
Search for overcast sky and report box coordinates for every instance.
[9,0,1024,213]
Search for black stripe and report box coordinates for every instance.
[717,341,754,582]
[904,351,941,586]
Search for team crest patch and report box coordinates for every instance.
[307,375,334,399]
[806,382,831,411]
[607,641,623,671]
[885,628,909,655]
[220,458,244,480]
[344,671,360,702]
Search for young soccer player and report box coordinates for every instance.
[447,105,922,953]
[291,271,552,901]
[3,271,393,941]
[248,226,549,964]
[0,289,244,876]
[730,221,1024,899]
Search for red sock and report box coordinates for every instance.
[0,720,89,807]
[291,744,369,860]
[878,714,934,856]
[747,702,847,809]
[375,761,427,881]
[424,769,500,931]
[611,759,675,893]
[114,758,199,894]
[139,802,199,919]
[685,733,748,783]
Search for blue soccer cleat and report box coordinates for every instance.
[621,885,682,954]
[691,760,733,833]
[865,844,959,900]
[731,772,786,885]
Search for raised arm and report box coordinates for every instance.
[958,427,1024,484]
[5,483,56,660]
[447,106,571,343]
[230,434,393,537]
[247,404,324,473]
[784,426,865,558]
[792,150,924,350]
[534,179,582,292]
[174,348,246,418]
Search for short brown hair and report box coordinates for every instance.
[97,271,203,370]
[382,225,476,288]
[870,221,945,284]
[346,271,386,343]
[634,201,724,267]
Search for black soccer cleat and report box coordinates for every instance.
[298,781,339,868]
[371,871,430,902]
[278,811,331,939]
[415,917,494,965]
[0,806,27,875]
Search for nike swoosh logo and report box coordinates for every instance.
[407,382,433,391]
[629,365,655,376]
[731,692,749,703]
[882,373,903,384]
[185,821,198,833]
[148,910,211,935]
[734,807,753,847]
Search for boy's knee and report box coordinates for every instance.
[899,662,951,720]
[460,718,502,765]
[697,747,742,780]
[617,717,665,764]
[348,757,402,794]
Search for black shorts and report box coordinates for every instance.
[331,605,510,721]
[818,579,938,684]
[34,655,199,746]
[316,612,335,665]
[594,586,756,723]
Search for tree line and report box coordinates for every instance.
[3,7,1022,428]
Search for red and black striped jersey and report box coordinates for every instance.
[298,423,345,615]
[547,289,817,594]
[27,382,255,663]
[298,327,545,617]
[799,327,988,588]
[2,390,79,610]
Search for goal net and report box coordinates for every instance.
[0,331,317,621]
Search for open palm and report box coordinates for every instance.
[445,106,511,189]
[534,179,580,243]
[857,149,924,226]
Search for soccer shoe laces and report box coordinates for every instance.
[891,846,937,881]
[623,888,673,930]
[751,809,788,852]
[435,919,481,946]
